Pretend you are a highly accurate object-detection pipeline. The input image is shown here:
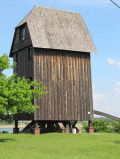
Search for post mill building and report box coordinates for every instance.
[10,6,96,134]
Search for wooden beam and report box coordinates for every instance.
[33,121,40,135]
[88,120,94,133]
[13,120,19,133]
[94,110,120,122]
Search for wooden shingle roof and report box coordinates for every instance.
[13,6,96,53]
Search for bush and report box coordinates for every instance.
[93,120,109,132]
[82,120,109,133]
[82,119,120,133]
[93,120,110,132]
[112,122,120,133]
[82,122,88,132]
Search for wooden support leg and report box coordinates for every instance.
[65,122,70,133]
[88,120,94,133]
[33,121,40,135]
[13,120,19,134]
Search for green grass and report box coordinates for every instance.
[0,133,120,159]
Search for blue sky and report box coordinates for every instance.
[0,0,120,117]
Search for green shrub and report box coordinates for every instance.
[82,119,120,133]
[82,120,109,133]
[93,120,109,132]
[82,122,88,132]
[112,122,120,133]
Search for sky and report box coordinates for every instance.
[0,0,120,117]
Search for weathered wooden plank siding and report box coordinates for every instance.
[11,24,32,54]
[33,48,93,121]
[13,47,33,78]
[13,47,34,120]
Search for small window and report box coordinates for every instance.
[19,26,26,41]
[28,47,32,61]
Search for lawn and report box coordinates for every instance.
[0,133,120,159]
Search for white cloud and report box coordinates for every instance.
[94,92,105,103]
[107,58,120,66]
[114,81,120,95]
[116,81,120,86]
[93,82,120,118]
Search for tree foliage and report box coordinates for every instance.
[0,54,46,118]
[112,121,120,133]
[0,54,10,74]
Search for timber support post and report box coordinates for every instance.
[65,121,71,133]
[33,121,40,135]
[13,120,19,133]
[88,120,94,133]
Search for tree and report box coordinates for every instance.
[0,54,46,119]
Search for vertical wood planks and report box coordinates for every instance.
[33,49,93,121]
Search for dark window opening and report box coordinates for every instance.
[28,47,32,61]
[19,26,26,41]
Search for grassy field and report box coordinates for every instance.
[0,133,120,159]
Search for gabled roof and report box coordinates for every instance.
[11,6,96,54]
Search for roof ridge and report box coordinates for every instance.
[36,5,79,15]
